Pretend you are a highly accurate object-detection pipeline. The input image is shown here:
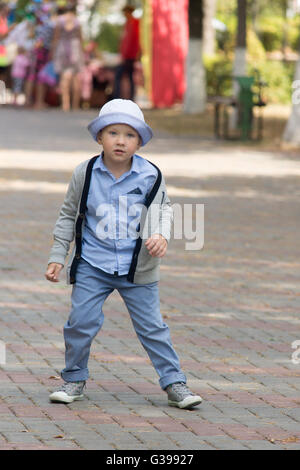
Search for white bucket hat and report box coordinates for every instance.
[87,99,153,146]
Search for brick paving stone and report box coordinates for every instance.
[9,443,57,450]
[65,435,115,450]
[2,431,46,446]
[254,426,300,442]
[184,421,225,437]
[128,431,180,450]
[76,410,115,424]
[146,417,188,433]
[233,440,280,450]
[38,439,81,450]
[283,409,300,423]
[219,423,263,441]
[114,414,154,429]
[164,433,215,450]
[0,417,28,432]
[1,107,300,450]
[41,406,82,422]
[258,394,300,408]
[10,404,47,419]
[204,436,250,450]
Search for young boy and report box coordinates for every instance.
[45,99,202,409]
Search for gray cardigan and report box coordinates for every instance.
[48,155,173,285]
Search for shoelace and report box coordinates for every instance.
[171,382,194,397]
[60,382,85,394]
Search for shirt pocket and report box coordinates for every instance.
[120,191,145,210]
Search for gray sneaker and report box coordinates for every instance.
[49,381,86,403]
[166,382,202,409]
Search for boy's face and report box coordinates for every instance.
[97,124,141,168]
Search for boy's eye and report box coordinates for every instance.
[128,133,136,138]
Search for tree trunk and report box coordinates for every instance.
[282,59,300,144]
[230,0,247,130]
[203,0,216,57]
[250,0,259,37]
[233,0,247,85]
[281,0,288,62]
[183,0,206,114]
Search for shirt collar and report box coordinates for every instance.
[93,152,141,175]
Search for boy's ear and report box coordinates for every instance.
[96,131,102,144]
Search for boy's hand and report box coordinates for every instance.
[45,263,63,282]
[145,234,168,258]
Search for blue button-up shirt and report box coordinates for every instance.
[81,154,157,275]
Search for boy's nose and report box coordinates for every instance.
[117,134,125,144]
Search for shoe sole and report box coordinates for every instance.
[49,391,84,404]
[168,395,202,409]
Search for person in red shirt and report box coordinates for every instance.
[0,2,15,83]
[113,5,140,100]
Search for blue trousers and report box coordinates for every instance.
[113,59,135,100]
[61,258,186,390]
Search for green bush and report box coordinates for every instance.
[257,17,284,51]
[204,55,233,96]
[247,29,266,62]
[95,22,122,54]
[215,15,236,54]
[248,60,295,104]
[287,18,300,51]
[257,16,300,53]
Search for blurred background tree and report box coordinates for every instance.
[184,0,206,113]
[207,0,300,104]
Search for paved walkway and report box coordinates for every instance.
[0,107,299,450]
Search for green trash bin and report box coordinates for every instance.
[234,76,255,140]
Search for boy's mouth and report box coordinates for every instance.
[114,149,125,155]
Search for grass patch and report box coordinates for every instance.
[143,104,292,152]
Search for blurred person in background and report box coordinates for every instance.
[11,45,29,104]
[113,4,140,101]
[0,2,15,84]
[80,40,102,109]
[34,2,61,109]
[24,2,55,107]
[51,3,84,111]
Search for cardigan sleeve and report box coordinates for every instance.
[47,169,80,266]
